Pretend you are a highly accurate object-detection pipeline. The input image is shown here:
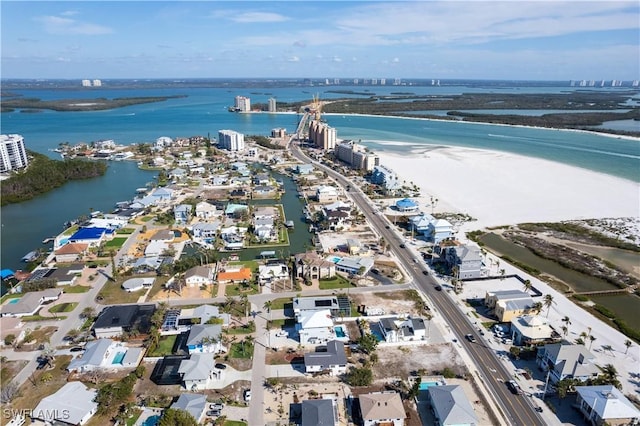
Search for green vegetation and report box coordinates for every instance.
[116,228,136,234]
[225,321,256,334]
[269,297,292,310]
[499,255,541,276]
[49,302,78,313]
[1,151,107,205]
[22,314,67,322]
[158,408,198,426]
[249,135,285,150]
[225,283,259,296]
[518,222,640,252]
[345,366,373,386]
[95,371,138,416]
[1,95,186,112]
[229,340,254,359]
[148,335,177,356]
[357,333,379,355]
[223,421,248,426]
[318,275,352,290]
[62,285,91,293]
[104,237,128,249]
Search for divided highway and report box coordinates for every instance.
[290,142,545,426]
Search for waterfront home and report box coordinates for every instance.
[122,277,155,292]
[216,267,252,284]
[296,164,314,175]
[225,203,249,217]
[316,185,339,203]
[359,391,406,426]
[443,244,484,279]
[258,262,289,286]
[154,136,173,151]
[194,201,218,219]
[378,316,427,343]
[301,398,338,426]
[294,252,336,281]
[296,309,335,345]
[190,221,221,239]
[254,206,277,219]
[324,208,350,230]
[371,164,401,193]
[304,340,347,376]
[220,226,246,250]
[395,198,419,213]
[67,338,144,372]
[171,393,207,424]
[93,304,155,339]
[174,204,192,224]
[253,172,271,185]
[0,287,62,317]
[331,255,375,276]
[161,305,230,333]
[510,315,557,346]
[32,382,97,426]
[185,324,224,354]
[293,296,340,316]
[427,385,478,426]
[254,216,275,240]
[149,187,175,204]
[46,264,84,286]
[184,266,214,287]
[253,185,277,197]
[575,385,640,426]
[537,342,599,384]
[178,353,219,390]
[170,167,187,180]
[485,290,536,322]
[68,227,110,248]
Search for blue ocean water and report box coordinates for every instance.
[1,84,639,272]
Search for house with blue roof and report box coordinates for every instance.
[395,198,419,212]
[174,204,192,224]
[69,227,109,247]
[225,203,249,217]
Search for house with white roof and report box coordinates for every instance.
[184,266,214,287]
[194,201,218,219]
[332,256,375,276]
[185,324,224,354]
[32,382,97,425]
[145,240,170,257]
[537,342,599,384]
[428,385,478,426]
[258,262,289,286]
[0,288,62,317]
[304,340,347,375]
[575,385,640,426]
[359,391,406,426]
[296,309,335,345]
[171,393,207,424]
[378,316,427,343]
[190,221,221,240]
[511,315,557,346]
[178,353,220,390]
[174,204,192,224]
[316,185,339,203]
[154,136,173,151]
[122,277,155,292]
[67,338,144,372]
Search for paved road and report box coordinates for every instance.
[290,141,545,426]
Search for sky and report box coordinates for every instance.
[1,1,639,81]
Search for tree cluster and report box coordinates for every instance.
[95,371,138,416]
[21,278,57,293]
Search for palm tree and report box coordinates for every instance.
[561,316,571,327]
[599,363,619,383]
[240,294,249,318]
[543,294,555,318]
[263,300,273,321]
[561,326,569,338]
[624,339,632,355]
[532,302,543,315]
[522,280,532,293]
[589,335,597,350]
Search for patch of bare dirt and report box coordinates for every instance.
[372,344,467,380]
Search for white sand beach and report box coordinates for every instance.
[377,145,640,231]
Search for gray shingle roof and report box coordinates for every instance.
[301,399,336,426]
[429,385,477,426]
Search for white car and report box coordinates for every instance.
[244,389,251,402]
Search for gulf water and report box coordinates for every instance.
[1,84,639,271]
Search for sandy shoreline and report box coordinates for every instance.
[376,145,640,231]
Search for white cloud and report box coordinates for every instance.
[60,10,79,17]
[35,15,112,35]
[392,57,400,63]
[288,56,300,62]
[231,12,288,23]
[332,56,342,62]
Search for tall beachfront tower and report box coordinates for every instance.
[308,120,337,151]
[0,134,29,173]
[234,96,251,112]
[218,130,245,151]
[268,98,277,112]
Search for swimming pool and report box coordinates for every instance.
[327,256,341,264]
[334,326,346,338]
[370,323,385,342]
[142,415,160,426]
[8,298,20,304]
[419,382,441,391]
[112,352,126,364]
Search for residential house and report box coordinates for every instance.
[293,296,340,316]
[295,253,336,281]
[253,185,277,197]
[174,204,192,224]
[185,324,224,354]
[510,315,557,346]
[32,382,97,425]
[144,240,170,257]
[216,267,252,284]
[485,290,536,322]
[93,304,155,338]
[253,172,271,185]
[171,393,207,424]
[162,305,230,333]
[0,288,62,317]
[67,339,144,372]
[194,201,218,219]
[371,165,401,192]
[184,266,214,287]
[429,218,454,243]
[575,385,640,426]
[178,353,219,390]
[428,385,478,426]
[301,398,338,426]
[304,340,347,376]
[296,309,335,345]
[378,316,427,343]
[346,238,362,255]
[254,216,275,240]
[316,186,339,203]
[537,342,599,384]
[220,226,246,250]
[67,227,109,248]
[190,221,221,240]
[331,256,375,276]
[54,242,88,263]
[443,244,484,280]
[296,164,314,175]
[225,203,249,217]
[170,167,187,180]
[359,391,406,426]
[258,263,289,286]
[122,277,155,292]
[44,264,84,286]
[324,208,350,230]
[395,198,419,212]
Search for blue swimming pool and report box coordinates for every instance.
[419,382,441,391]
[370,323,385,342]
[112,352,126,364]
[335,326,346,338]
[327,256,341,264]
[8,298,20,304]
[142,414,160,426]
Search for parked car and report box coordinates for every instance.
[70,347,84,352]
[209,403,224,411]
[399,243,406,248]
[275,330,288,337]
[215,363,227,370]
[434,285,442,291]
[244,389,251,401]
[506,380,522,395]
[206,410,221,417]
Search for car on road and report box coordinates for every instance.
[465,334,476,343]
[243,389,251,401]
[215,363,227,370]
[399,243,406,248]
[434,285,442,291]
[422,270,429,275]
[385,225,390,229]
[275,330,289,337]
[506,380,523,395]
[70,347,84,352]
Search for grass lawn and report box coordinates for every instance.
[268,297,292,310]
[225,322,256,334]
[229,342,253,359]
[0,293,22,304]
[104,237,129,249]
[145,276,171,300]
[140,215,154,222]
[125,409,143,426]
[62,285,91,293]
[62,225,79,236]
[116,228,137,235]
[225,284,259,297]
[8,355,72,412]
[22,314,67,322]
[148,335,177,356]
[318,275,353,290]
[97,279,142,305]
[267,318,295,328]
[49,302,78,313]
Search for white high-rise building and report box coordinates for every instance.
[92,79,102,87]
[268,98,277,113]
[234,96,251,112]
[380,78,386,85]
[218,130,245,151]
[0,134,29,173]
[82,80,92,87]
